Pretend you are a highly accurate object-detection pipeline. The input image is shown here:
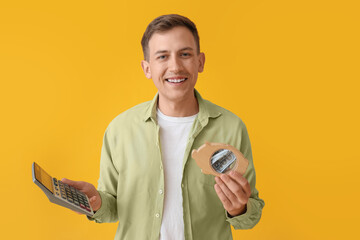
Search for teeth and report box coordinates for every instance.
[167,78,186,83]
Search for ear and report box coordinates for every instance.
[191,149,198,158]
[141,60,152,79]
[198,52,205,73]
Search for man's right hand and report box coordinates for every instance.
[61,178,102,213]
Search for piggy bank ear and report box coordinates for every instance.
[191,149,198,158]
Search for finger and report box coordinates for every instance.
[214,184,232,210]
[219,174,246,201]
[89,196,97,207]
[215,176,238,205]
[89,196,101,211]
[229,171,252,198]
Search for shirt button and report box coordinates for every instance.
[181,184,184,188]
[155,213,160,218]
[159,189,163,194]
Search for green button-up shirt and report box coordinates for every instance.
[88,90,264,240]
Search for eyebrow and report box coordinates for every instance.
[154,47,194,55]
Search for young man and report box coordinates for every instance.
[62,14,264,240]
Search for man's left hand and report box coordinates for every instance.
[214,171,251,217]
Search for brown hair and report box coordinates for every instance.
[141,14,200,61]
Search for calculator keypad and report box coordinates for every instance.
[53,178,92,213]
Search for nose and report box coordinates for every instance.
[168,55,183,73]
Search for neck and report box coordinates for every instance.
[158,93,199,117]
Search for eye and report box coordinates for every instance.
[181,52,191,57]
[157,55,167,60]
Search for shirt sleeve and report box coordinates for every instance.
[225,121,265,229]
[87,128,119,223]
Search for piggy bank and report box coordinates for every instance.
[191,142,249,177]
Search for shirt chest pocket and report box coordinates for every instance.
[198,173,216,187]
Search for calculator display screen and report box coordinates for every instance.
[34,163,53,194]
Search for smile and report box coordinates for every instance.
[166,78,187,83]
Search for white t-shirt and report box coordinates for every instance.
[157,109,197,240]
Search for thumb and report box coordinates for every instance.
[61,178,82,189]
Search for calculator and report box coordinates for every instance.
[32,162,94,217]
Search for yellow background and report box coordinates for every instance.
[1,0,359,239]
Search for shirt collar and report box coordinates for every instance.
[143,89,222,122]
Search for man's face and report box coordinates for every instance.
[141,26,205,103]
